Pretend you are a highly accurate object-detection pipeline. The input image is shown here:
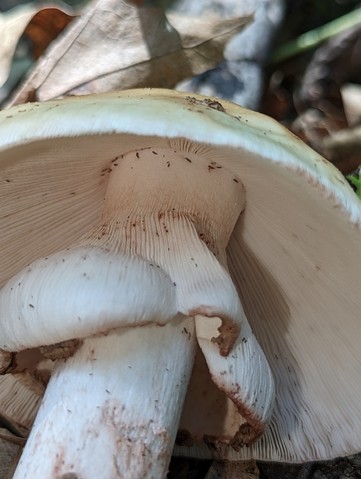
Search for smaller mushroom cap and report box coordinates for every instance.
[0,247,178,350]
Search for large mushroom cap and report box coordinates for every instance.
[0,89,360,463]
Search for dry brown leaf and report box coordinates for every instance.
[7,0,251,106]
[341,83,361,126]
[0,3,75,89]
[24,7,75,60]
[323,125,361,174]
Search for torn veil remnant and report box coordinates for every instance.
[0,89,359,478]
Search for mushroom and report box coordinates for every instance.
[0,90,274,478]
[0,90,359,477]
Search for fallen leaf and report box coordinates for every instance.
[24,7,75,60]
[322,124,361,174]
[341,83,361,126]
[6,0,251,106]
[0,4,39,88]
[0,3,76,89]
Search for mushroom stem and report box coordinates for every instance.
[13,317,196,479]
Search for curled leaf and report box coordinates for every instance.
[0,4,39,88]
[7,0,251,105]
[0,3,75,89]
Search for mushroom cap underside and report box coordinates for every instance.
[0,89,360,462]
